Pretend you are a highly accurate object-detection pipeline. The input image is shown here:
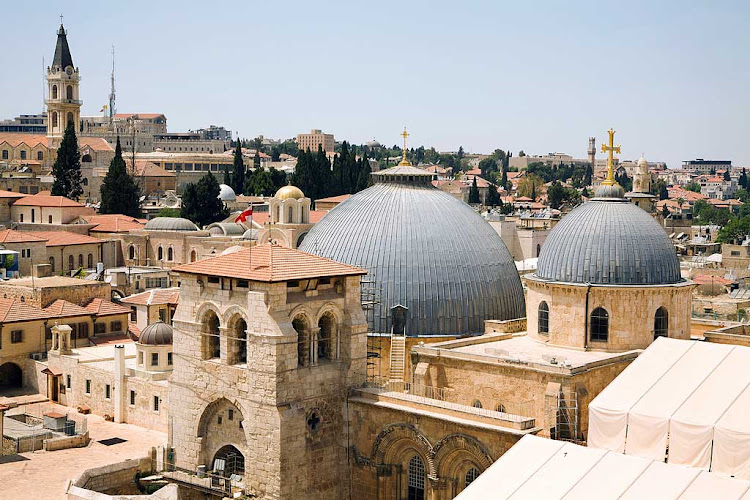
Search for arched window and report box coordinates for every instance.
[288,206,294,223]
[19,213,23,222]
[81,154,92,163]
[465,467,480,489]
[472,400,482,409]
[68,255,74,270]
[408,455,425,500]
[66,85,73,100]
[228,317,247,365]
[190,250,196,262]
[275,205,280,223]
[294,316,308,367]
[590,307,609,342]
[49,256,55,272]
[52,85,58,99]
[317,313,336,363]
[52,112,58,128]
[87,254,93,268]
[538,301,549,335]
[48,215,52,224]
[37,151,43,161]
[167,247,173,261]
[78,254,83,268]
[654,307,669,339]
[536,244,541,257]
[128,245,135,260]
[157,246,163,261]
[202,310,221,360]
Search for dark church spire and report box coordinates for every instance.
[52,23,74,69]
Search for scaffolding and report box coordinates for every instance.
[546,385,580,443]
[361,279,382,382]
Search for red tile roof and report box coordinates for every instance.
[121,287,179,306]
[78,137,113,152]
[27,231,102,247]
[173,244,366,282]
[315,194,351,203]
[693,275,734,286]
[84,298,131,316]
[43,299,91,318]
[134,160,175,178]
[0,298,48,323]
[84,214,146,233]
[0,229,48,244]
[13,194,84,208]
[0,133,48,148]
[0,190,27,199]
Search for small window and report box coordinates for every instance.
[1,150,7,160]
[138,351,143,365]
[130,390,136,406]
[105,384,111,399]
[237,280,249,288]
[654,307,669,340]
[167,352,173,365]
[153,396,159,412]
[111,321,122,332]
[37,151,43,161]
[20,150,26,160]
[66,375,71,389]
[94,322,106,334]
[590,307,609,342]
[10,330,23,343]
[85,379,91,394]
[538,301,549,335]
[472,400,482,409]
[130,307,137,322]
[151,352,159,366]
[496,403,506,413]
[157,246,163,261]
[207,276,220,284]
[167,247,173,261]
[228,409,234,421]
[48,215,53,224]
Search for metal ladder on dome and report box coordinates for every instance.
[389,333,406,383]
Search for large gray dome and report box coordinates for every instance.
[299,165,525,336]
[536,198,682,285]
[144,217,199,232]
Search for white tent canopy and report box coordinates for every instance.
[456,435,750,499]
[589,337,750,477]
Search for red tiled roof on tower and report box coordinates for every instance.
[172,244,366,282]
[13,194,84,207]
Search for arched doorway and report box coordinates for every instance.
[212,445,245,477]
[0,362,22,389]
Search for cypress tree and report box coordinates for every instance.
[486,183,501,207]
[356,154,372,193]
[51,119,83,200]
[232,142,245,195]
[223,164,231,186]
[100,137,141,217]
[468,177,481,204]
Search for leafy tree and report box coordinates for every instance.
[457,146,465,160]
[615,171,632,192]
[468,177,480,204]
[517,174,544,199]
[717,217,750,243]
[723,169,731,181]
[485,183,501,207]
[100,137,141,217]
[271,147,281,162]
[650,178,669,200]
[253,150,261,169]
[158,207,181,217]
[252,136,263,151]
[232,143,245,194]
[518,150,526,157]
[684,181,702,193]
[51,119,83,200]
[180,172,228,227]
[547,181,566,209]
[478,158,498,178]
[244,166,276,196]
[356,154,372,192]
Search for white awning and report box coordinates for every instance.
[456,435,750,499]
[588,338,750,478]
[706,253,723,263]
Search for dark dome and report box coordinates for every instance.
[299,165,525,336]
[144,217,199,232]
[138,321,173,345]
[536,198,682,285]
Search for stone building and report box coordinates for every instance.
[296,129,334,153]
[169,244,368,498]
[256,185,315,248]
[626,155,656,212]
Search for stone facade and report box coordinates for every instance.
[168,270,367,499]
[525,276,694,351]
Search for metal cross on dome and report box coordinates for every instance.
[600,128,621,186]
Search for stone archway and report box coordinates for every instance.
[0,362,22,389]
[212,444,245,477]
[197,398,248,474]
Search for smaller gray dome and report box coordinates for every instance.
[139,321,173,345]
[144,217,199,232]
[242,228,259,240]
[207,222,246,236]
[218,184,237,201]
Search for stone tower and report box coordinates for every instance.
[169,245,367,499]
[47,23,81,144]
[587,137,596,174]
[257,185,314,248]
[633,155,651,193]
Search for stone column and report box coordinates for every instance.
[114,344,125,423]
[310,327,321,365]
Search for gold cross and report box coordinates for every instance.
[600,128,621,185]
[399,127,411,166]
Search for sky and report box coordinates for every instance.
[1,1,749,167]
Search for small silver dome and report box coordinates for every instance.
[207,222,246,236]
[218,184,237,201]
[536,198,682,285]
[242,228,259,240]
[144,217,199,232]
[138,320,173,345]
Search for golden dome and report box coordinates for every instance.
[275,185,305,200]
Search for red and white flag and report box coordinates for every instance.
[235,206,253,223]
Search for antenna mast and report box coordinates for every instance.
[109,45,116,124]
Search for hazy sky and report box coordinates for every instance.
[2,1,749,167]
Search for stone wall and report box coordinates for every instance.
[525,277,694,351]
[44,430,90,451]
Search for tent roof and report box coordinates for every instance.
[589,337,750,478]
[456,435,750,499]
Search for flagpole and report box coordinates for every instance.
[249,209,253,272]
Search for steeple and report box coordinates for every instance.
[52,23,74,70]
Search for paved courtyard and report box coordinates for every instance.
[0,402,166,500]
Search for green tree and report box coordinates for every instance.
[547,181,566,209]
[724,169,731,181]
[740,168,748,189]
[478,158,498,178]
[485,183,501,207]
[518,150,526,157]
[684,181,702,193]
[180,172,228,227]
[517,174,544,199]
[100,137,141,217]
[468,177,480,204]
[232,143,245,194]
[662,204,670,218]
[51,119,83,200]
[584,165,593,186]
[158,207,181,217]
[223,164,231,186]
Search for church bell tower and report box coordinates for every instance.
[47,22,81,144]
